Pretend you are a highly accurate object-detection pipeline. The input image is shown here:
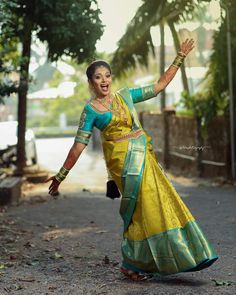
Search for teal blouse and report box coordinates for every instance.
[74,83,156,145]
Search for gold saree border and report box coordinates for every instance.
[122,220,219,275]
[120,134,146,231]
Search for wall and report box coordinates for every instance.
[141,111,230,178]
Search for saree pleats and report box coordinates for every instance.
[102,91,218,276]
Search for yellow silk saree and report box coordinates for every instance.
[101,87,218,275]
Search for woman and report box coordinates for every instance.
[47,38,218,281]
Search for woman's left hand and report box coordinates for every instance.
[45,176,61,198]
[180,38,195,56]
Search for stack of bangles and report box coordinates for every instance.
[172,51,186,68]
[55,166,70,182]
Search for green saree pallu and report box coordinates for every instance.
[75,84,219,276]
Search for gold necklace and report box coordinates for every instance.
[95,95,113,109]
[95,95,128,124]
[112,96,129,124]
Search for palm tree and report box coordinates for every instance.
[112,0,210,93]
[111,0,212,169]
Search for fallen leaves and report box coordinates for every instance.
[212,279,236,286]
[24,241,35,248]
[41,226,72,242]
[48,285,57,291]
[42,230,59,241]
[103,255,110,265]
[18,277,35,282]
[4,283,23,292]
[26,259,40,266]
[44,224,59,229]
[51,252,64,260]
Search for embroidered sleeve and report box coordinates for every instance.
[74,105,96,145]
[129,83,156,104]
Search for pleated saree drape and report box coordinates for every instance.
[101,88,218,275]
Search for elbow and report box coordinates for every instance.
[154,83,165,95]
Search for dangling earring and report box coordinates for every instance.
[88,83,96,99]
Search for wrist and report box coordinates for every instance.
[55,166,70,182]
[172,52,186,69]
[178,51,186,57]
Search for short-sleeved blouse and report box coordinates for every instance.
[74,83,156,145]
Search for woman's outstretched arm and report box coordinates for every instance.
[46,141,86,196]
[61,141,86,170]
[129,38,195,104]
[154,38,194,95]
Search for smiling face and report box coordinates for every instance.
[89,66,112,98]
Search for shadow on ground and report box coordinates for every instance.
[0,182,236,295]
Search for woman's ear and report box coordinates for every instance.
[88,80,95,96]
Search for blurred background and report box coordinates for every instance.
[0,0,235,189]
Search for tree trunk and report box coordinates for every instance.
[168,20,189,95]
[16,26,32,175]
[160,21,166,111]
[159,22,170,169]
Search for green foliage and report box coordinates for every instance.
[205,0,236,116]
[111,0,209,77]
[30,56,100,127]
[0,1,21,103]
[40,88,89,127]
[176,90,227,138]
[174,0,235,140]
[2,0,104,62]
[0,79,18,104]
[35,1,103,62]
[0,0,104,102]
[111,0,235,141]
[176,109,194,116]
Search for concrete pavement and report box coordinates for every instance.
[0,177,235,294]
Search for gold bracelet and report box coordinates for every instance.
[55,166,70,182]
[172,53,185,68]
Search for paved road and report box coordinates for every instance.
[0,172,236,294]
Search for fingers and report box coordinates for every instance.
[180,38,195,55]
[46,175,60,197]
[49,182,55,190]
[45,176,54,183]
[49,184,59,195]
[49,181,59,193]
[49,188,58,196]
[187,38,195,50]
[182,38,194,45]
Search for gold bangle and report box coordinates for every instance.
[172,53,185,68]
[55,166,70,182]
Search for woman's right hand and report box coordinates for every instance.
[180,38,195,56]
[45,176,61,197]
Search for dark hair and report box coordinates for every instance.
[86,60,111,80]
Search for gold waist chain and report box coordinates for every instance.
[107,129,144,142]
